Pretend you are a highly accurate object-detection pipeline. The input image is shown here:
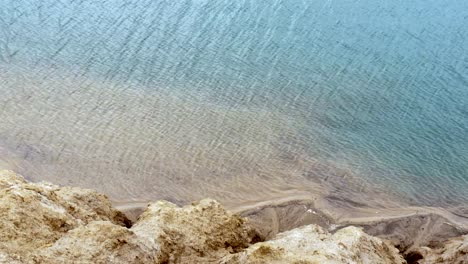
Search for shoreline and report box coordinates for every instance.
[113,192,468,255]
[2,169,468,263]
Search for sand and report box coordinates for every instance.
[116,193,468,256]
[1,66,467,256]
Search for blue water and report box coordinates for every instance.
[0,0,467,207]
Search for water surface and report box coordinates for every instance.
[0,0,467,209]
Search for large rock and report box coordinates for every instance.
[222,225,406,264]
[131,199,257,263]
[417,234,468,264]
[0,170,129,260]
[0,169,413,264]
[0,170,257,263]
[31,198,256,264]
[32,221,157,264]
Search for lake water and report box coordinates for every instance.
[0,0,467,209]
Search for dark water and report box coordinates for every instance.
[0,0,467,208]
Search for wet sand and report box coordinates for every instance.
[237,198,468,252]
[114,183,468,255]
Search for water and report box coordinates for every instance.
[0,0,467,209]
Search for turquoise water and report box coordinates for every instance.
[0,0,467,207]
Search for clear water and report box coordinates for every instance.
[0,0,467,208]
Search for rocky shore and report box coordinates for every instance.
[0,170,467,263]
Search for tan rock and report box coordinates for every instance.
[131,199,256,263]
[0,171,257,263]
[418,234,468,264]
[0,170,129,259]
[222,225,406,264]
[32,221,157,264]
[0,252,23,264]
[0,170,415,264]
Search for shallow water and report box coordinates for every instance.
[0,0,467,209]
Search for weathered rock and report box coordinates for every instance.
[8,169,461,264]
[32,221,157,264]
[0,253,23,264]
[417,234,468,264]
[0,171,258,263]
[222,225,406,264]
[0,170,129,260]
[131,199,257,263]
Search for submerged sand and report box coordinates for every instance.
[1,67,467,259]
[2,66,465,211]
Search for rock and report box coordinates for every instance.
[131,199,257,263]
[10,169,466,264]
[0,170,257,263]
[222,225,406,264]
[0,253,23,264]
[0,170,130,260]
[417,234,468,264]
[32,221,157,264]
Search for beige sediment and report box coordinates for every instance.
[114,192,468,257]
[0,170,407,263]
[2,169,468,263]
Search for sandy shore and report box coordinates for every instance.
[115,193,468,256]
